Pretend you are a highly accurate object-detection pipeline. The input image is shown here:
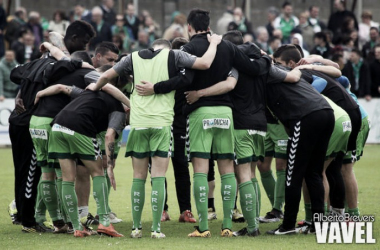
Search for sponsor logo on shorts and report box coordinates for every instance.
[342,121,352,132]
[202,118,230,129]
[29,128,48,140]
[52,124,75,135]
[277,140,288,146]
[248,130,266,136]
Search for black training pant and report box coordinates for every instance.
[9,124,40,227]
[282,109,334,229]
[326,152,345,209]
[346,107,362,151]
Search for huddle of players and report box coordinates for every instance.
[10,9,369,239]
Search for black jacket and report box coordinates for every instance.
[369,59,380,97]
[89,21,113,51]
[342,61,372,97]
[100,5,116,25]
[327,10,358,34]
[11,40,41,64]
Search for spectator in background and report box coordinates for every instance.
[308,5,326,33]
[268,36,281,55]
[358,11,379,49]
[26,11,43,47]
[243,33,254,43]
[89,6,112,51]
[112,14,133,51]
[362,27,379,62]
[310,32,332,59]
[369,45,380,97]
[296,11,314,50]
[228,7,254,37]
[328,0,358,35]
[11,29,40,64]
[350,29,359,48]
[162,13,187,41]
[216,7,234,35]
[274,1,299,44]
[131,30,149,52]
[5,7,27,47]
[125,3,140,40]
[0,0,6,58]
[266,7,279,38]
[143,15,161,44]
[0,50,18,101]
[112,34,124,52]
[342,36,355,63]
[74,3,92,23]
[342,48,372,100]
[48,10,70,36]
[255,26,270,53]
[292,33,309,57]
[272,29,283,41]
[100,0,116,25]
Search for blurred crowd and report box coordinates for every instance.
[0,0,380,100]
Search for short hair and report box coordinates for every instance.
[293,44,304,58]
[18,27,29,38]
[71,51,93,65]
[309,5,318,12]
[361,10,372,19]
[273,44,302,64]
[187,9,210,33]
[314,32,327,43]
[65,20,96,40]
[351,48,361,57]
[268,36,280,44]
[331,53,343,63]
[222,30,244,45]
[152,39,172,49]
[95,42,119,55]
[53,10,67,21]
[256,26,268,37]
[282,1,292,9]
[92,6,103,16]
[370,27,379,33]
[172,37,189,50]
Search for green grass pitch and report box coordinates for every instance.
[0,146,379,249]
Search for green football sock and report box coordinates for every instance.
[40,179,62,221]
[131,178,146,229]
[193,173,209,232]
[221,173,237,230]
[274,170,286,211]
[92,176,110,227]
[55,169,70,223]
[305,203,312,222]
[239,181,257,232]
[260,170,275,206]
[251,177,261,218]
[151,177,165,232]
[103,169,112,212]
[34,179,47,223]
[324,202,328,215]
[62,181,82,230]
[348,207,360,216]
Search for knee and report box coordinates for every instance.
[41,171,56,181]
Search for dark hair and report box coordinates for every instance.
[65,20,96,40]
[351,48,361,57]
[15,10,24,18]
[71,51,93,64]
[273,44,302,64]
[53,10,67,21]
[309,5,318,12]
[282,1,291,9]
[292,44,304,58]
[331,53,343,63]
[112,35,124,51]
[18,27,29,38]
[314,32,327,43]
[187,9,210,33]
[370,27,379,33]
[222,30,244,45]
[171,37,188,49]
[268,36,281,44]
[152,39,172,49]
[116,53,129,63]
[95,41,119,55]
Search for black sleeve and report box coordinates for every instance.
[363,63,372,96]
[43,59,83,85]
[237,42,262,59]
[154,68,194,94]
[10,64,27,85]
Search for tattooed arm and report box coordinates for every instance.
[34,85,83,104]
[105,128,117,190]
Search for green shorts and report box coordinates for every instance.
[343,117,370,164]
[125,126,172,158]
[326,114,352,159]
[96,131,123,159]
[29,116,59,168]
[234,129,265,164]
[187,106,234,160]
[264,123,288,159]
[48,124,102,161]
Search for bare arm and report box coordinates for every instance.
[284,68,302,83]
[298,56,340,69]
[295,64,342,78]
[40,42,66,61]
[191,34,221,70]
[105,128,117,190]
[185,76,237,104]
[101,83,131,108]
[34,84,73,104]
[88,68,119,91]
